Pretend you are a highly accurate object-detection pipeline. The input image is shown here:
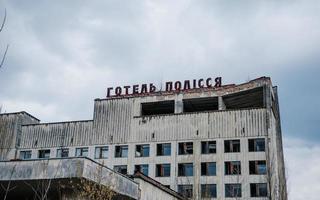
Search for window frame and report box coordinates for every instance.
[156,143,171,156]
[135,144,150,157]
[38,149,50,159]
[95,146,109,159]
[75,147,89,157]
[115,145,128,158]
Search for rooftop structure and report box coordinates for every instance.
[0,76,287,199]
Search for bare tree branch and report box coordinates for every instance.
[0,8,6,33]
[0,44,9,69]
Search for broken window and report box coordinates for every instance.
[201,162,216,176]
[183,97,218,113]
[38,149,50,159]
[225,184,242,198]
[224,140,240,153]
[178,185,193,199]
[57,148,69,158]
[135,144,150,157]
[249,138,265,152]
[201,184,217,198]
[157,143,171,156]
[141,100,175,116]
[225,161,241,175]
[20,150,32,160]
[75,147,88,157]
[249,160,267,175]
[115,145,128,158]
[250,183,268,197]
[155,164,170,177]
[178,163,193,176]
[134,164,149,176]
[178,142,193,155]
[95,146,108,159]
[114,165,127,175]
[223,87,264,109]
[201,141,216,154]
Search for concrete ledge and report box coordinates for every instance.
[0,157,140,199]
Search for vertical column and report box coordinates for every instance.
[218,96,226,110]
[175,94,184,114]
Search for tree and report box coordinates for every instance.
[0,8,9,70]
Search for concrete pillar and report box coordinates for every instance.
[218,96,226,110]
[175,94,183,114]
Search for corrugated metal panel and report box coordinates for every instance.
[20,120,93,148]
[130,108,267,143]
[93,99,134,144]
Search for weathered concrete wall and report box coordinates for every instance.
[20,120,93,148]
[0,112,39,160]
[134,177,181,200]
[0,158,140,199]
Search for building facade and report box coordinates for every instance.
[0,77,287,199]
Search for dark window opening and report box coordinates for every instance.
[201,141,216,154]
[38,149,50,159]
[225,140,240,153]
[249,160,267,175]
[225,184,242,198]
[178,142,193,155]
[201,162,216,176]
[57,148,69,158]
[114,165,127,175]
[178,163,193,176]
[225,161,241,175]
[135,144,150,157]
[141,100,174,116]
[250,183,268,197]
[157,143,171,156]
[156,164,170,177]
[135,164,149,176]
[75,147,88,157]
[249,138,265,152]
[201,184,217,198]
[223,87,264,109]
[115,145,128,158]
[95,146,108,159]
[183,97,218,112]
[178,185,193,198]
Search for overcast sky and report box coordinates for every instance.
[0,1,319,199]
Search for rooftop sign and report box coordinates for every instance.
[107,77,222,97]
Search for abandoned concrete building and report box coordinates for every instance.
[0,77,287,200]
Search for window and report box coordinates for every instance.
[95,146,108,159]
[183,97,218,112]
[155,164,170,177]
[135,164,149,176]
[178,142,193,155]
[225,161,241,175]
[20,151,32,160]
[249,160,267,175]
[201,162,216,176]
[225,184,241,198]
[114,165,127,175]
[75,147,88,157]
[249,138,265,152]
[224,140,240,153]
[201,184,217,198]
[157,143,171,156]
[178,185,193,198]
[178,163,193,176]
[250,183,268,197]
[135,144,150,157]
[201,141,216,154]
[141,100,174,116]
[56,148,69,158]
[115,145,128,158]
[38,149,50,159]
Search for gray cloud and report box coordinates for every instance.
[0,0,319,140]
